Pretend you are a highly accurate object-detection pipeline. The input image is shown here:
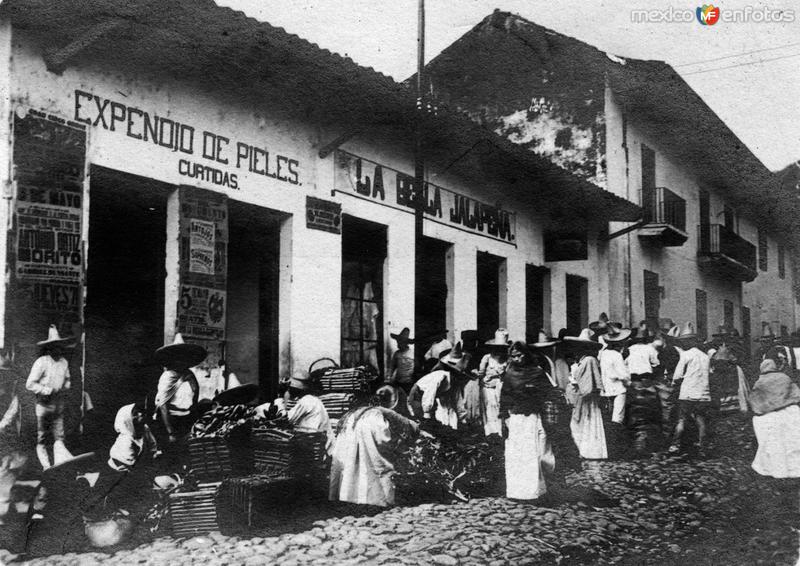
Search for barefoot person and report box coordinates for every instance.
[26,325,75,470]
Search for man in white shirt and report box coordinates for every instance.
[669,324,711,454]
[598,328,631,424]
[627,325,661,380]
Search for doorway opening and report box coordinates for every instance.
[644,270,661,330]
[416,237,450,355]
[477,251,505,342]
[565,274,589,335]
[526,265,550,343]
[85,167,170,446]
[226,200,283,402]
[341,216,386,373]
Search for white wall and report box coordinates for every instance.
[5,27,613,387]
[605,86,762,334]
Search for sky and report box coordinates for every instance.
[217,0,800,171]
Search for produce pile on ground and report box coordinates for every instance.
[393,424,505,503]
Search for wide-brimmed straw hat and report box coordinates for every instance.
[154,333,207,368]
[213,383,259,406]
[530,330,558,349]
[760,323,777,341]
[563,329,603,351]
[485,329,511,346]
[390,327,414,344]
[674,322,697,342]
[37,324,74,348]
[604,324,632,343]
[439,342,469,373]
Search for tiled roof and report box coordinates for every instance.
[1,0,641,222]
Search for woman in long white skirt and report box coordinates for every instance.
[564,330,608,460]
[749,359,800,478]
[500,342,555,500]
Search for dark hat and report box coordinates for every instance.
[0,353,13,371]
[154,333,207,368]
[212,383,259,406]
[589,313,609,336]
[439,342,469,373]
[713,324,739,338]
[390,327,414,343]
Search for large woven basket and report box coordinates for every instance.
[168,482,220,537]
[251,428,328,477]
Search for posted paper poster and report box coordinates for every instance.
[189,219,215,274]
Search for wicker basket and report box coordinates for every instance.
[168,482,220,537]
[226,475,300,527]
[251,428,328,477]
[188,437,233,481]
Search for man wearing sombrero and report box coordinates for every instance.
[154,334,205,447]
[26,325,75,469]
[386,328,416,393]
[408,343,468,429]
[669,323,712,454]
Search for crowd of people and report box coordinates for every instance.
[2,314,800,538]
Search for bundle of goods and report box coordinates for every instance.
[167,481,221,537]
[251,419,328,478]
[309,358,379,392]
[189,404,257,479]
[394,423,505,504]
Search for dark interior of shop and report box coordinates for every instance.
[415,237,450,358]
[477,251,503,342]
[84,166,169,449]
[341,215,386,374]
[226,199,281,402]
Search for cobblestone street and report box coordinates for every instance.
[2,413,797,565]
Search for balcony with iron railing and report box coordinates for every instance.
[697,223,758,282]
[637,187,688,246]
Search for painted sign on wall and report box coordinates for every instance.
[73,90,301,192]
[333,150,516,244]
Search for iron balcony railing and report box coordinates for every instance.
[697,223,757,273]
[640,187,687,233]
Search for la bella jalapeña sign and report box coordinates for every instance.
[334,150,516,244]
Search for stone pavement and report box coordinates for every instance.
[2,413,798,565]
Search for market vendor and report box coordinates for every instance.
[256,374,334,450]
[408,343,468,429]
[83,403,159,519]
[153,334,205,445]
[329,402,419,507]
